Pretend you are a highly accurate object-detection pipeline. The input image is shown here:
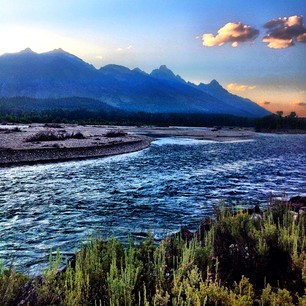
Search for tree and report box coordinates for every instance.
[276,110,283,118]
[288,111,297,118]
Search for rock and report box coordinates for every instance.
[289,196,306,208]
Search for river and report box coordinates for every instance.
[0,133,305,273]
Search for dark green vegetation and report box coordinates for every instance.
[1,97,305,130]
[1,204,305,305]
[0,97,255,127]
[255,112,306,132]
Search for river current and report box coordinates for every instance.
[0,133,305,273]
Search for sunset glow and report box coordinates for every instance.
[1,0,305,116]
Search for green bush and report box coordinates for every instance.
[0,263,29,306]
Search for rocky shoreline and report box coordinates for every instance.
[0,138,151,166]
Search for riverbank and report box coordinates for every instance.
[128,125,256,141]
[1,124,304,166]
[1,202,305,305]
[0,124,152,166]
[0,124,255,166]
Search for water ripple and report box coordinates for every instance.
[0,134,305,273]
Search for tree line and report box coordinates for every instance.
[0,97,305,129]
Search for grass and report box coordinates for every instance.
[0,203,305,305]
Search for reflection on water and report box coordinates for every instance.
[0,134,305,273]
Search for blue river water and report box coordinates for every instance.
[0,133,305,274]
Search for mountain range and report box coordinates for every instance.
[0,48,270,118]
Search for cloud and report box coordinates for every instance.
[263,15,306,48]
[227,83,256,91]
[292,101,306,107]
[258,101,271,106]
[95,55,103,59]
[199,22,259,47]
[117,45,133,52]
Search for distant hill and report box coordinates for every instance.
[0,48,270,118]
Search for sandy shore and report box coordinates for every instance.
[0,124,151,166]
[0,124,255,166]
[128,126,256,141]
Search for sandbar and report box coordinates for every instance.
[0,124,256,166]
[0,124,151,166]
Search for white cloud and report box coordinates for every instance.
[116,45,133,52]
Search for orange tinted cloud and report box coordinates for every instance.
[258,101,271,105]
[257,100,306,117]
[291,101,306,107]
[263,15,306,49]
[199,22,259,47]
[227,83,256,91]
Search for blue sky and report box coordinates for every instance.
[1,0,306,115]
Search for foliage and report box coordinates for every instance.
[0,97,257,127]
[0,263,29,306]
[0,205,305,305]
[255,113,306,131]
[25,130,85,142]
[105,129,127,138]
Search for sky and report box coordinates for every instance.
[1,0,306,116]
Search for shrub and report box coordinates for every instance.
[1,204,305,305]
[0,264,29,306]
[44,123,63,128]
[25,130,85,142]
[105,129,127,138]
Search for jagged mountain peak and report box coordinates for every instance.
[51,48,65,53]
[1,48,37,57]
[159,64,170,71]
[20,47,36,54]
[151,65,175,76]
[99,64,131,74]
[197,80,228,95]
[207,79,228,93]
[208,79,221,87]
[132,67,147,75]
[45,48,82,59]
[46,48,72,55]
[150,65,185,83]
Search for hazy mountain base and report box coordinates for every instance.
[1,97,305,130]
[1,203,305,305]
[0,97,259,127]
